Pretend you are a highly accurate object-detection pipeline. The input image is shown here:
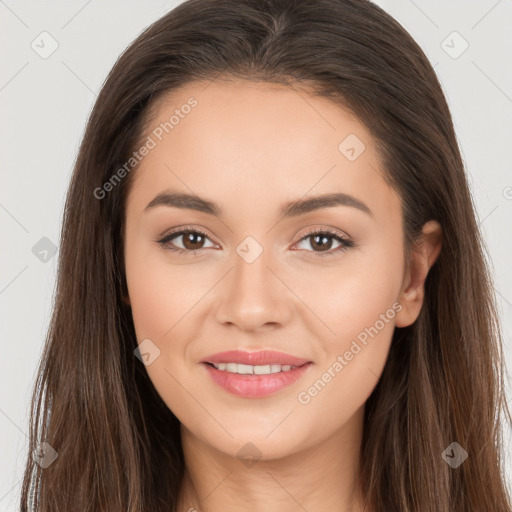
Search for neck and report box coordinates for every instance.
[176,405,373,512]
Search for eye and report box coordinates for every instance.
[156,226,354,257]
[293,228,354,257]
[157,227,216,255]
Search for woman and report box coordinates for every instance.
[20,0,512,511]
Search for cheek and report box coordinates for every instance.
[291,241,403,419]
[124,246,197,416]
[125,264,172,342]
[291,237,404,348]
[124,237,203,341]
[124,231,180,345]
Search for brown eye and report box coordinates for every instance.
[181,231,206,250]
[309,233,335,252]
[157,227,354,257]
[295,229,354,257]
[157,228,215,254]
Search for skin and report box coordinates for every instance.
[123,79,442,512]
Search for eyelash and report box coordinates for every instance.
[156,225,354,258]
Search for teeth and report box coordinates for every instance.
[212,362,296,374]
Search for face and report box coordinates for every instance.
[123,79,413,460]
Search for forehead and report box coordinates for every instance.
[126,79,398,222]
[141,78,373,163]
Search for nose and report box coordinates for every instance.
[214,240,293,332]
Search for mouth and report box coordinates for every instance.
[205,362,300,374]
[200,350,313,398]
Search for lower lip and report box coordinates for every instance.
[202,362,312,398]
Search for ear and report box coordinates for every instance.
[395,220,442,328]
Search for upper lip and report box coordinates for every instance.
[201,350,311,367]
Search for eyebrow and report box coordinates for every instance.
[145,190,373,218]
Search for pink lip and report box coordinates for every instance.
[201,350,313,398]
[201,350,311,366]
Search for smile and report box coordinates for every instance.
[201,349,313,398]
[209,362,297,374]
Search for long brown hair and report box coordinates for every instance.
[20,0,512,510]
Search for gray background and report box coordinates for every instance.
[1,0,511,509]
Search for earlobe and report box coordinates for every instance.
[395,220,442,328]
